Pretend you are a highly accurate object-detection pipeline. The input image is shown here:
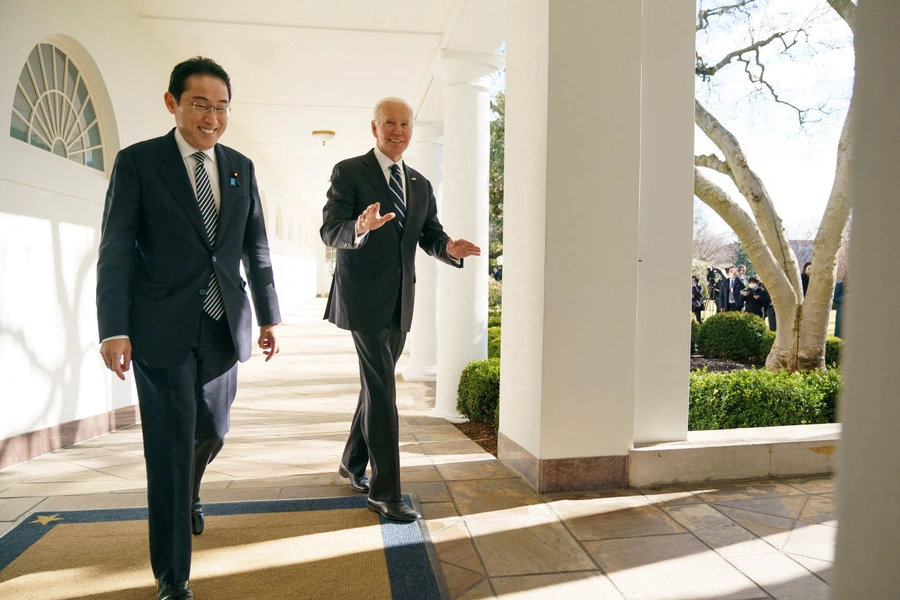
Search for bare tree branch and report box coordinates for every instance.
[695,153,731,176]
[827,0,856,33]
[697,0,756,31]
[695,99,802,295]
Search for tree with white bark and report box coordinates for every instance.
[693,0,855,371]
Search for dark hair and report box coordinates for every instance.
[748,276,760,284]
[802,261,812,270]
[692,275,699,283]
[168,56,231,102]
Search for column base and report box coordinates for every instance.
[498,432,628,493]
[401,365,437,382]
[428,407,468,423]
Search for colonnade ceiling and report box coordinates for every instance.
[125,0,505,215]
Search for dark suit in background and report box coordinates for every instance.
[719,275,745,312]
[97,58,280,598]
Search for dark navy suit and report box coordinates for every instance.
[320,148,460,501]
[96,129,280,583]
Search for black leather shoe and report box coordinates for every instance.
[338,464,370,493]
[190,501,204,536]
[157,580,193,600]
[367,499,421,522]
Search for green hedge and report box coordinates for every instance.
[690,318,700,354]
[457,358,500,429]
[488,314,502,328]
[689,367,841,430]
[488,326,501,358]
[696,311,771,363]
[825,336,842,367]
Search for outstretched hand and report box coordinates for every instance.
[447,238,481,260]
[356,203,395,236]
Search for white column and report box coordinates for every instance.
[432,51,503,422]
[833,2,900,598]
[404,123,443,382]
[633,0,696,444]
[499,0,645,491]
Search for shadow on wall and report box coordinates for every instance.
[0,211,133,464]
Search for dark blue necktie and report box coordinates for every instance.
[388,163,405,230]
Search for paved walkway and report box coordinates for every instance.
[0,299,835,599]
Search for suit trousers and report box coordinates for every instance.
[342,299,407,502]
[133,312,238,583]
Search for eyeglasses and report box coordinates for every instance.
[190,102,231,117]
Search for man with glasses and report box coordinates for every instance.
[97,56,281,600]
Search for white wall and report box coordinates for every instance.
[0,0,318,441]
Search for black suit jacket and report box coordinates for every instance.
[718,277,746,309]
[320,149,461,332]
[97,129,280,368]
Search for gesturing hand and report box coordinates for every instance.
[356,202,395,236]
[447,238,481,260]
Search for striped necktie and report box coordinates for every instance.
[389,163,405,230]
[191,151,225,321]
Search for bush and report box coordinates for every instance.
[689,367,841,430]
[759,330,776,362]
[457,359,500,429]
[696,311,771,363]
[488,326,501,358]
[825,336,842,367]
[488,314,502,328]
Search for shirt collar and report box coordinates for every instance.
[374,146,403,173]
[174,128,216,164]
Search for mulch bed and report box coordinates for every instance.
[454,356,755,455]
[453,421,498,457]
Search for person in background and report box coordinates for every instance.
[737,264,747,283]
[691,275,704,323]
[718,267,745,312]
[801,261,812,296]
[833,275,846,338]
[492,265,502,281]
[741,276,770,319]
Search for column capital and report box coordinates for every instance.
[436,50,505,90]
[413,121,444,144]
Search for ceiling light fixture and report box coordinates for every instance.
[312,130,336,146]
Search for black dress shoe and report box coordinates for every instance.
[367,499,421,522]
[190,501,204,536]
[157,580,193,600]
[338,464,370,493]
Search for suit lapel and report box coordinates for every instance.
[157,132,209,246]
[401,164,419,242]
[214,145,234,249]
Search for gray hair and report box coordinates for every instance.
[373,97,414,123]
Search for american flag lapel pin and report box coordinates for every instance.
[411,176,416,181]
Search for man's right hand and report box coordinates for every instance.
[355,202,395,236]
[100,338,132,381]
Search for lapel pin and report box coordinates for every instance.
[230,172,240,187]
[411,177,417,181]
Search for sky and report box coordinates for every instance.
[692,0,855,238]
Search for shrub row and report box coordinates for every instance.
[457,359,842,433]
[689,367,841,430]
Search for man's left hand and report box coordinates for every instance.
[447,238,481,260]
[258,324,280,362]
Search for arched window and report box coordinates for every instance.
[10,42,106,172]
